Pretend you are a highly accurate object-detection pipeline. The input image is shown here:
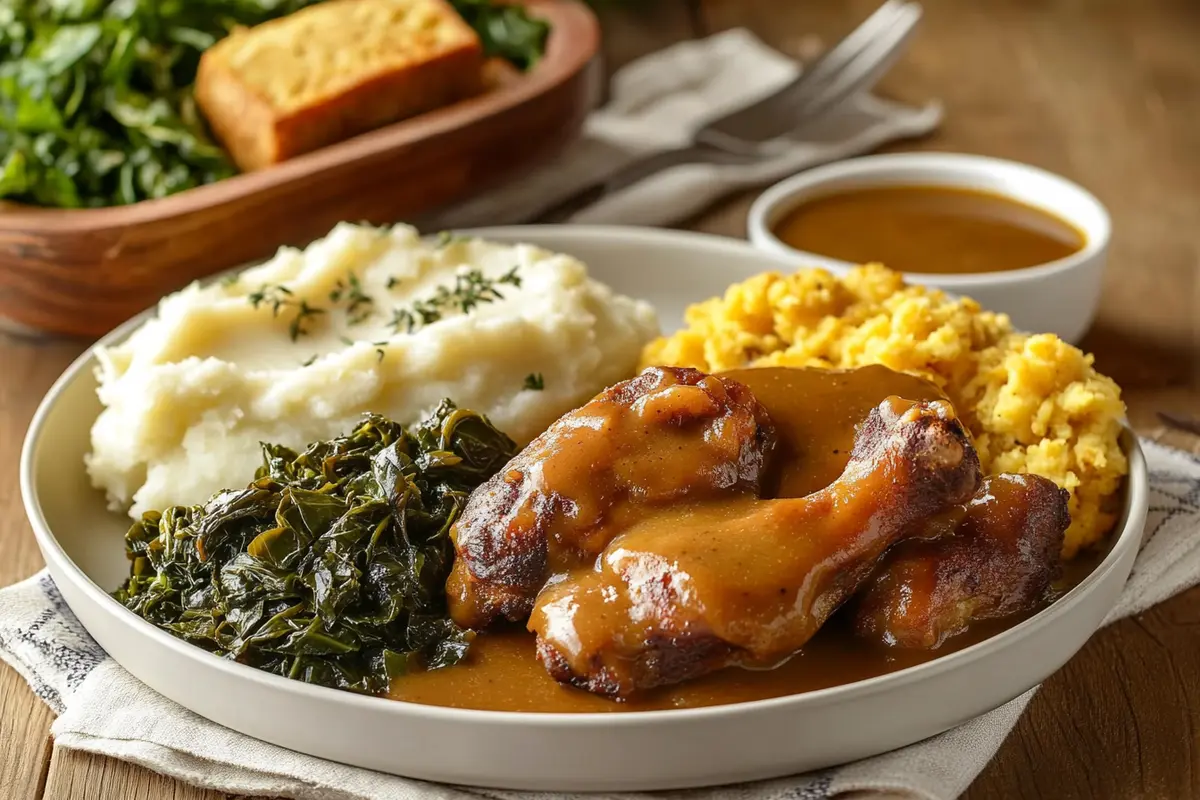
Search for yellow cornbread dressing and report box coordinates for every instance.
[640,264,1127,558]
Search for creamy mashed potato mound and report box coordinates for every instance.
[641,264,1126,558]
[90,223,659,518]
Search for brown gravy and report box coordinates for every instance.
[773,185,1085,275]
[391,366,1101,712]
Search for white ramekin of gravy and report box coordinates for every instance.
[747,153,1111,343]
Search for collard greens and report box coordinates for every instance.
[0,0,320,208]
[0,0,551,208]
[115,402,517,695]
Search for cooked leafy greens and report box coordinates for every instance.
[0,0,551,208]
[114,404,517,695]
[0,0,315,208]
[450,0,550,71]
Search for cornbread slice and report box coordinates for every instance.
[196,0,484,170]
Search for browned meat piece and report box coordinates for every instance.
[446,366,778,629]
[853,473,1069,649]
[529,397,982,698]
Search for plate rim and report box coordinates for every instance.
[19,224,1151,727]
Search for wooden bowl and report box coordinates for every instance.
[0,0,599,339]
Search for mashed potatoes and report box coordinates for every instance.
[641,264,1126,558]
[89,223,659,518]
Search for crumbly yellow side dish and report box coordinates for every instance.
[640,264,1127,558]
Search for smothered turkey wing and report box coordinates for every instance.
[854,473,1069,649]
[446,366,777,629]
[530,397,982,698]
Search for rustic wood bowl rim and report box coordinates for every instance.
[0,0,598,233]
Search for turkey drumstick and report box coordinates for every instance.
[853,473,1069,650]
[446,366,777,629]
[530,397,982,698]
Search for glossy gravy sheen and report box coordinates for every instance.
[773,185,1086,275]
[392,366,1100,712]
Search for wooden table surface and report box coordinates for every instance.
[2,1,1198,798]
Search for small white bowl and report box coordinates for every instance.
[747,153,1111,343]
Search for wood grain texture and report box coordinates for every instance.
[0,0,1197,798]
[0,671,53,800]
[0,0,598,339]
[0,335,88,800]
[43,749,225,800]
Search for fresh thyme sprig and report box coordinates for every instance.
[288,301,325,341]
[248,284,324,341]
[248,284,293,315]
[329,273,374,325]
[434,231,469,248]
[388,266,522,334]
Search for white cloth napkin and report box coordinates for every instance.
[2,440,1198,800]
[420,28,943,229]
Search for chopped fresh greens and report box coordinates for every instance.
[248,284,295,315]
[523,372,544,391]
[329,273,374,325]
[433,231,467,248]
[287,300,324,341]
[248,284,324,341]
[389,266,522,334]
[114,405,518,695]
[449,0,550,71]
[0,0,551,208]
[0,0,322,208]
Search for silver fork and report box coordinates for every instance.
[525,1,923,224]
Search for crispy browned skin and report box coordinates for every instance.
[530,397,982,699]
[854,473,1069,649]
[446,367,777,629]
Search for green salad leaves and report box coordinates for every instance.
[451,0,550,71]
[114,403,517,695]
[0,0,317,207]
[0,0,551,208]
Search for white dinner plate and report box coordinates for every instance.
[21,226,1148,792]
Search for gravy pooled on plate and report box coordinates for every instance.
[773,185,1085,274]
[397,366,1079,713]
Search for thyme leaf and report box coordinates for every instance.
[330,273,374,325]
[388,267,522,334]
[434,231,468,248]
[288,301,324,341]
[248,284,294,316]
[249,284,324,341]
